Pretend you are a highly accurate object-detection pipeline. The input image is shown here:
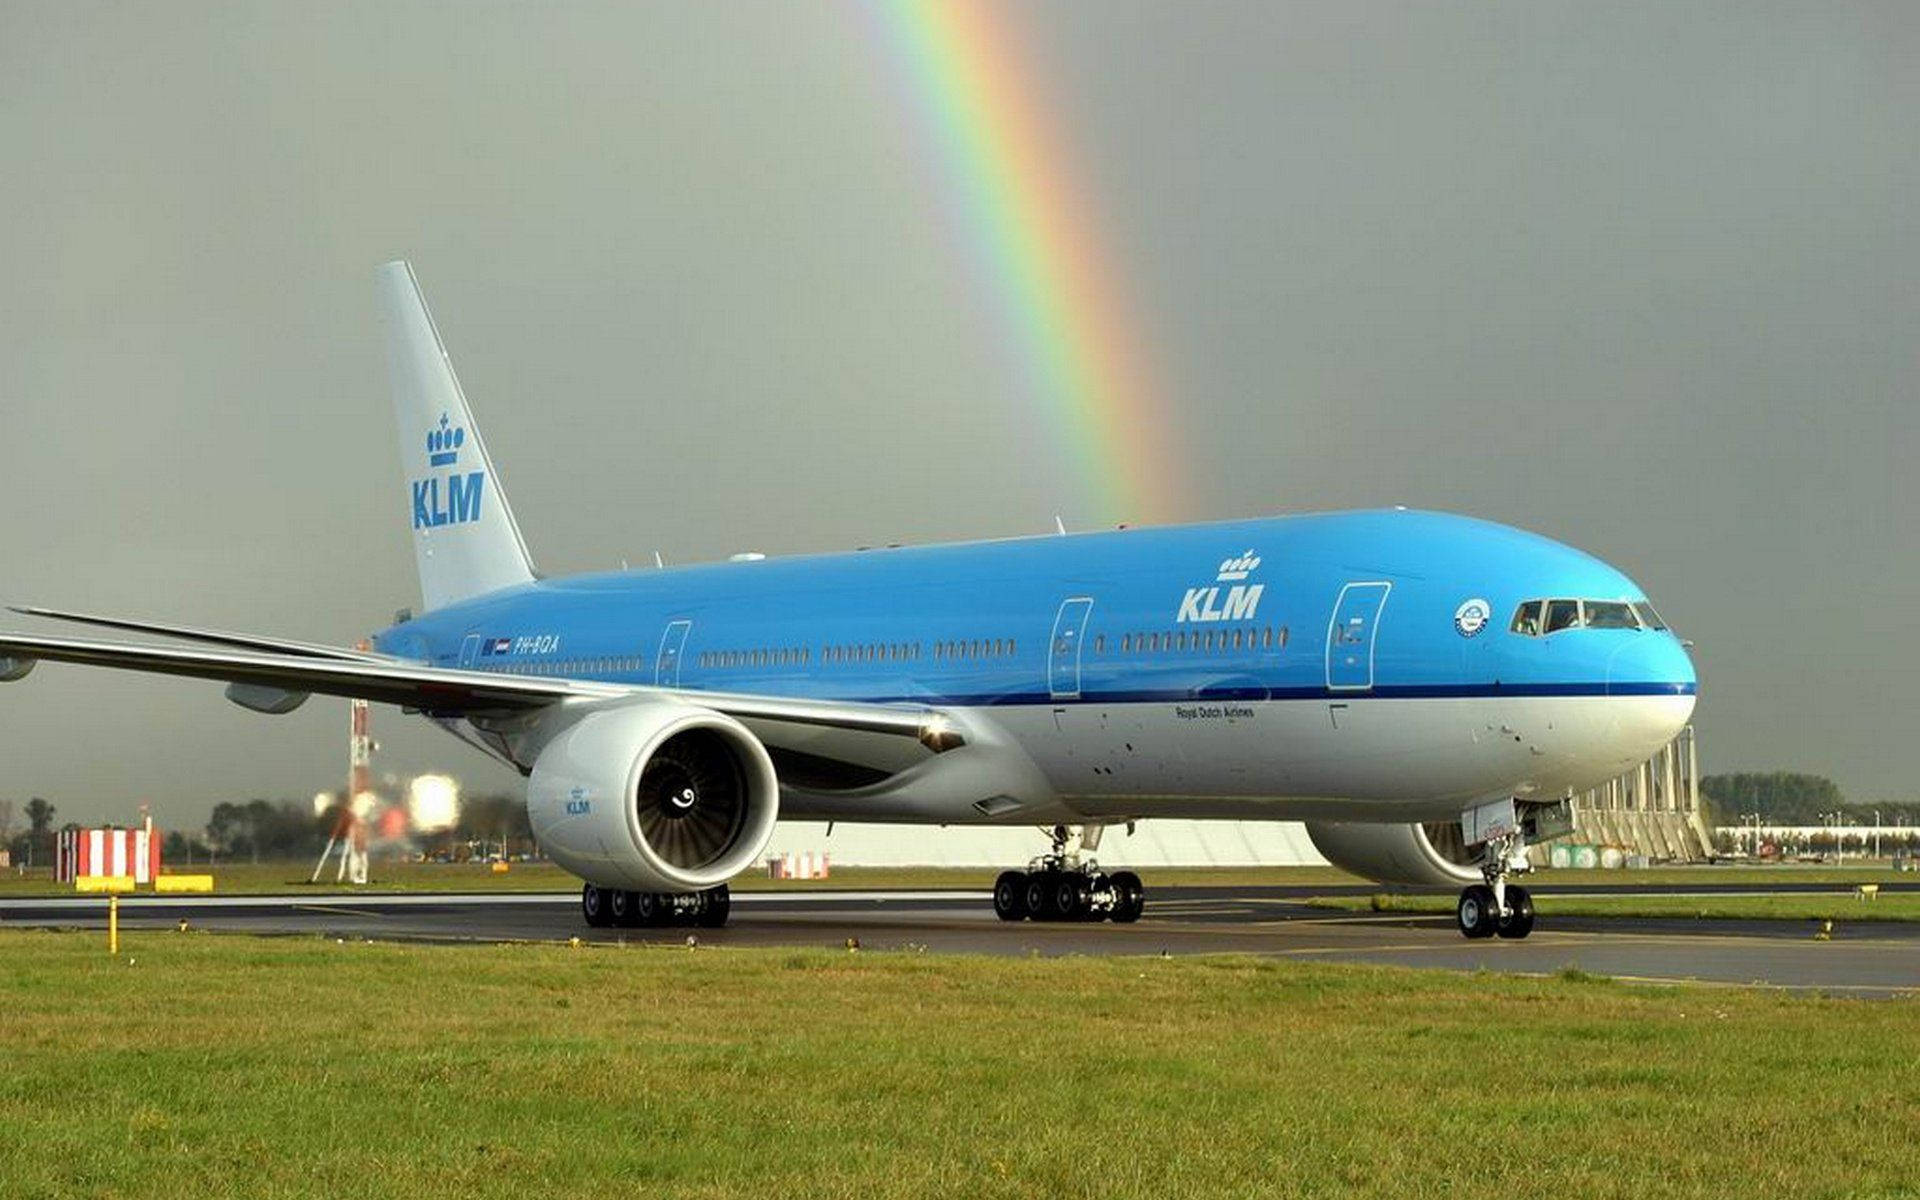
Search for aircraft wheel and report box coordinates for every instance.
[696,884,731,928]
[1457,885,1499,939]
[608,889,640,927]
[1050,876,1087,922]
[581,883,612,928]
[1110,871,1144,924]
[1496,886,1535,939]
[635,891,665,927]
[993,871,1029,921]
[1024,874,1054,921]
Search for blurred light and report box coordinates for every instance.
[312,791,335,818]
[408,775,459,832]
[350,790,379,820]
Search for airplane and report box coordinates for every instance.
[0,261,1697,939]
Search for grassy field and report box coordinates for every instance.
[3,858,1914,898]
[1311,889,1920,923]
[1,930,1916,1199]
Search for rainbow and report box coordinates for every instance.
[864,0,1182,526]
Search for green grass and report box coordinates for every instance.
[1,931,1916,1199]
[1312,890,1920,922]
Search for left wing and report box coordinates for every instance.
[7,605,396,662]
[0,630,962,747]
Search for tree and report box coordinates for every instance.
[20,798,55,868]
[1700,772,1844,826]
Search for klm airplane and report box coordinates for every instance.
[0,263,1697,939]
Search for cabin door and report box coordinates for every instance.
[1048,597,1094,699]
[655,620,692,687]
[1326,582,1391,691]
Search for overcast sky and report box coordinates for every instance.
[2,1,1913,829]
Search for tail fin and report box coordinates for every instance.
[377,261,536,612]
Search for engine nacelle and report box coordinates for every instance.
[527,702,779,893]
[1304,820,1480,888]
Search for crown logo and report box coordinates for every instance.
[1217,550,1262,582]
[426,413,465,467]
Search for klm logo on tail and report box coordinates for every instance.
[412,412,486,529]
[1177,550,1266,623]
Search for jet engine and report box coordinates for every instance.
[527,702,780,893]
[1304,820,1481,888]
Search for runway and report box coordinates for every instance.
[6,886,1917,992]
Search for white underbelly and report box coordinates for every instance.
[980,694,1694,821]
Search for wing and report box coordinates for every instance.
[7,605,395,662]
[0,630,961,747]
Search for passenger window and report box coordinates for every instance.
[1511,601,1542,636]
[1544,600,1580,634]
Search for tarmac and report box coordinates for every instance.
[5,885,1917,993]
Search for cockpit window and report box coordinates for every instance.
[1510,601,1542,636]
[1584,600,1638,629]
[1510,596,1668,636]
[1543,599,1582,634]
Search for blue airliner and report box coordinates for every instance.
[0,263,1696,939]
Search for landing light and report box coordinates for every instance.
[918,715,963,753]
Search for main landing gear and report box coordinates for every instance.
[1453,797,1571,940]
[581,882,731,930]
[993,824,1144,924]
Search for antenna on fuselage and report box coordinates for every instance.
[653,551,665,569]
[1053,515,1068,536]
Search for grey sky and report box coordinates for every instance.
[2,1,1913,829]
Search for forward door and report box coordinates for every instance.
[1326,582,1390,691]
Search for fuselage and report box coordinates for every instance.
[374,508,1696,825]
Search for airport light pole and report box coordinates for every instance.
[1741,812,1760,857]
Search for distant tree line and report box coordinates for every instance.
[1700,772,1919,826]
[3,791,536,868]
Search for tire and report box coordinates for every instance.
[697,884,731,928]
[1110,871,1144,924]
[1457,885,1498,939]
[1024,873,1054,921]
[994,871,1029,921]
[581,884,611,928]
[1496,885,1535,939]
[608,889,639,928]
[1052,876,1087,921]
[635,891,664,927]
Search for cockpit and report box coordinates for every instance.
[1508,598,1667,637]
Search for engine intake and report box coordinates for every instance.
[527,703,779,893]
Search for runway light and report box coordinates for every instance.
[311,791,335,817]
[350,790,379,820]
[408,774,459,832]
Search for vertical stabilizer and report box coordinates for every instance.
[378,261,536,612]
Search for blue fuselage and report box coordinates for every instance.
[375,509,1696,713]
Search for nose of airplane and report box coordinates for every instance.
[1605,632,1697,698]
[1606,633,1698,751]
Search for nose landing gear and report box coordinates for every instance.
[993,824,1144,924]
[1454,797,1569,940]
